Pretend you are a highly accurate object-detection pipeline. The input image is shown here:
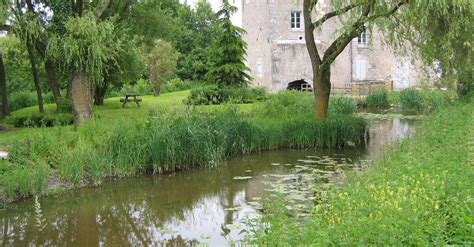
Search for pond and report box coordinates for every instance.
[0,115,416,246]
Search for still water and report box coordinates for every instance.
[0,116,415,246]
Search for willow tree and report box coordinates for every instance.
[384,1,474,95]
[304,0,407,119]
[305,0,474,118]
[48,12,121,124]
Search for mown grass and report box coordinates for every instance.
[249,99,473,245]
[0,90,367,203]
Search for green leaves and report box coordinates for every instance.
[48,12,122,84]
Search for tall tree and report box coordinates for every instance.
[205,0,250,87]
[175,2,218,81]
[48,12,122,125]
[12,6,46,114]
[0,50,8,118]
[0,0,9,118]
[303,0,407,119]
[146,39,179,96]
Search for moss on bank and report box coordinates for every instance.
[250,100,473,245]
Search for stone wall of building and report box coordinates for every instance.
[197,0,428,92]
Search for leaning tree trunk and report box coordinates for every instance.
[44,59,62,105]
[70,70,92,128]
[0,51,9,118]
[313,67,331,119]
[26,40,44,114]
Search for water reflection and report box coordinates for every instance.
[0,117,415,246]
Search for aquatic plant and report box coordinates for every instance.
[365,90,389,107]
[0,106,366,202]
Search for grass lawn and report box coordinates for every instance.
[0,90,256,148]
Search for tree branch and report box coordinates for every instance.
[322,0,406,67]
[304,0,322,66]
[312,2,364,29]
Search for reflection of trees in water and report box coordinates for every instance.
[0,148,380,245]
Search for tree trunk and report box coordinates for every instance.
[44,59,62,105]
[26,40,44,114]
[93,81,108,105]
[313,67,331,119]
[70,70,92,127]
[153,83,161,96]
[0,51,9,118]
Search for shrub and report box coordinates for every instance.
[186,85,266,105]
[161,78,193,93]
[366,90,389,107]
[56,98,74,114]
[400,88,423,111]
[7,113,74,128]
[121,78,153,95]
[8,91,38,111]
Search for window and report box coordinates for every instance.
[291,11,301,29]
[355,57,367,80]
[357,30,369,46]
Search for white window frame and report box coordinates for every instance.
[290,11,302,30]
[357,30,369,47]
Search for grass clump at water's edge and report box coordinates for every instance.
[0,101,366,203]
[249,100,474,245]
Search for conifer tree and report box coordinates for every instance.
[205,0,250,87]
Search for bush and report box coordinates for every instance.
[366,90,389,107]
[186,85,266,105]
[161,78,194,93]
[400,89,423,111]
[7,113,74,128]
[8,91,38,112]
[121,79,153,95]
[56,98,73,114]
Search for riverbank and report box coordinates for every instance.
[0,92,367,204]
[250,100,473,245]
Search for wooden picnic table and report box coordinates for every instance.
[120,93,142,108]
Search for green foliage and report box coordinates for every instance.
[250,101,474,245]
[185,85,266,105]
[205,0,250,87]
[380,0,474,95]
[161,78,195,93]
[329,96,357,115]
[146,39,179,95]
[48,12,122,84]
[8,91,38,111]
[400,89,423,111]
[1,104,366,201]
[0,36,45,94]
[56,98,73,114]
[7,113,73,128]
[256,91,356,117]
[366,90,390,107]
[121,78,153,95]
[175,2,219,82]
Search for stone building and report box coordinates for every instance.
[183,0,426,92]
